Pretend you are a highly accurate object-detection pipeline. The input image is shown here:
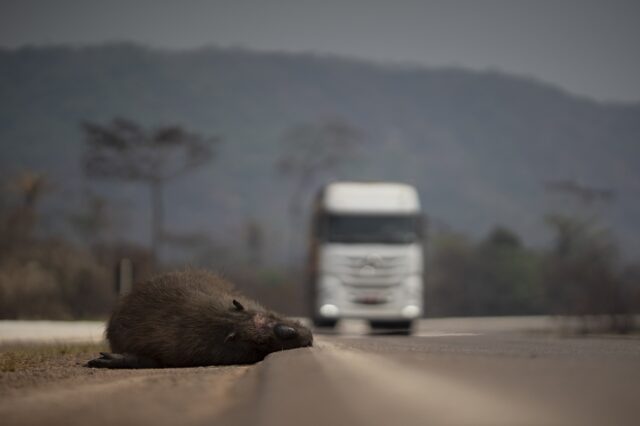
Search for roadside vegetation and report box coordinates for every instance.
[0,116,638,333]
[427,219,640,333]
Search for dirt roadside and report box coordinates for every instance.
[0,343,250,426]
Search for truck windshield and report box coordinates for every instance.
[320,214,422,244]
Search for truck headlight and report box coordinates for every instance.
[401,305,420,318]
[319,304,340,318]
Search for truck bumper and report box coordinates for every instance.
[315,275,423,321]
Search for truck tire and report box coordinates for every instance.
[369,320,413,335]
[313,318,338,329]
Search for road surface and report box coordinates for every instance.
[1,318,639,425]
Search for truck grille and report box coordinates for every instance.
[334,255,408,285]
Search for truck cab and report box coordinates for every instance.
[307,182,424,332]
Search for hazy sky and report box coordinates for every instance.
[1,0,639,103]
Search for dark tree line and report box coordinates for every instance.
[427,220,639,332]
[427,227,543,317]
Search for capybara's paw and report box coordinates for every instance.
[86,352,160,369]
[86,352,125,368]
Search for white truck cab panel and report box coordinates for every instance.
[308,182,425,331]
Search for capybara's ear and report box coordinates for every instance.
[232,299,244,311]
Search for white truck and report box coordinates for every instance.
[307,182,425,332]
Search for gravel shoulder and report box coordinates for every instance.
[3,321,640,426]
[0,342,249,426]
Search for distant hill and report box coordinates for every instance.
[1,43,639,262]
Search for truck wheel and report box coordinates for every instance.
[313,318,338,329]
[369,320,413,335]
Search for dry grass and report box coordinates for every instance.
[0,342,107,372]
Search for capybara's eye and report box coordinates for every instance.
[274,324,297,340]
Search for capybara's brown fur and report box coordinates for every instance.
[88,269,312,368]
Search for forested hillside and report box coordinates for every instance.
[1,43,639,263]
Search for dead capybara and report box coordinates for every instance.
[87,269,313,368]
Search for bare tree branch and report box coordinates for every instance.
[81,117,219,265]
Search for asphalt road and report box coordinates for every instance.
[2,318,640,426]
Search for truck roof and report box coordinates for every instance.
[322,182,421,214]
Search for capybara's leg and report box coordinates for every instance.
[86,352,160,369]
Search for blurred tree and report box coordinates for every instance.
[543,179,614,225]
[82,118,219,265]
[277,117,362,260]
[67,192,111,249]
[2,171,52,248]
[544,180,614,206]
[476,227,543,315]
[0,172,119,320]
[427,227,542,317]
[483,226,521,249]
[0,239,116,319]
[243,219,264,266]
[621,263,640,323]
[543,214,632,332]
[426,232,477,316]
[542,179,635,332]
